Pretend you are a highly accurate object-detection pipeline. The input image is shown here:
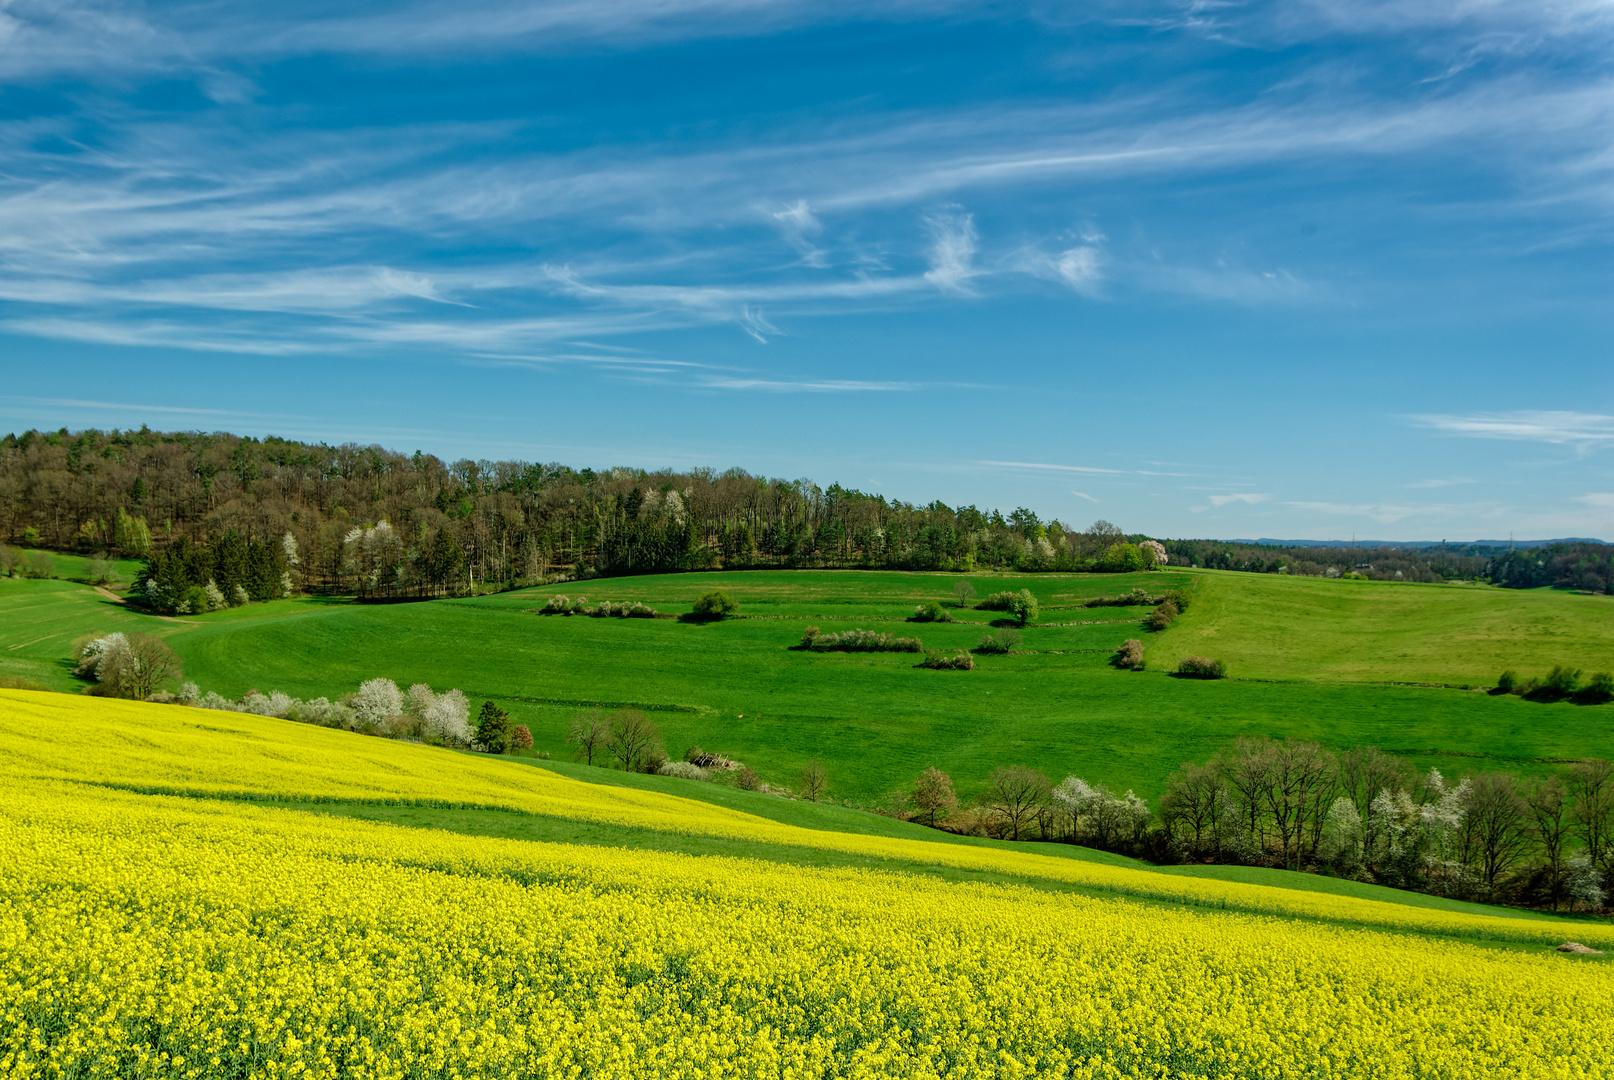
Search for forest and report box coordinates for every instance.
[1,426,1608,599]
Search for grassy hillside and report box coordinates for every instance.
[1151,569,1614,684]
[4,565,1611,804]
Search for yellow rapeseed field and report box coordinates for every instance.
[3,690,1614,1077]
[2,691,1610,949]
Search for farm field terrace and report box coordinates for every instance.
[2,691,1612,1079]
[3,567,1611,804]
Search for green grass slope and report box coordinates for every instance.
[6,566,1611,805]
[1151,569,1614,685]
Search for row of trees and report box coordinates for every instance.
[0,428,1166,593]
[1164,538,1614,592]
[892,741,1614,912]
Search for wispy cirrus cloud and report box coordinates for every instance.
[1411,410,1614,448]
[977,460,1125,474]
[1209,493,1271,507]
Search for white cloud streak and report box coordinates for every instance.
[1412,410,1614,447]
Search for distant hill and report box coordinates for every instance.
[1226,538,1607,549]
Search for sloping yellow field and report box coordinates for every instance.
[3,690,1614,1078]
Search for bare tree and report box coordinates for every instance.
[1525,774,1572,909]
[983,765,1051,841]
[1219,737,1277,857]
[1569,759,1614,879]
[566,709,611,766]
[1338,746,1411,817]
[1159,761,1226,858]
[799,758,828,802]
[1264,740,1337,869]
[953,580,976,608]
[911,766,957,826]
[606,709,663,772]
[1462,772,1532,893]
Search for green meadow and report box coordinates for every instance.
[3,563,1610,805]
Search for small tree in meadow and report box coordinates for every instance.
[607,708,663,772]
[800,759,828,802]
[567,708,611,765]
[1006,589,1038,626]
[953,580,976,608]
[983,765,1051,841]
[476,701,512,752]
[508,724,534,751]
[911,766,957,826]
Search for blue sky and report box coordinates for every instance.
[1,0,1612,540]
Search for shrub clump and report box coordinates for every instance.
[1113,638,1145,670]
[805,628,923,653]
[658,760,710,781]
[1143,599,1180,632]
[921,650,975,670]
[977,591,1018,611]
[1175,655,1227,679]
[690,590,739,619]
[975,627,1021,654]
[735,766,764,791]
[1086,588,1156,608]
[541,594,586,614]
[685,746,742,770]
[910,601,953,623]
[590,600,658,618]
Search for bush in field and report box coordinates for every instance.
[953,580,976,608]
[799,626,821,648]
[807,629,923,652]
[1113,638,1145,670]
[1176,655,1227,679]
[353,678,403,727]
[1575,672,1614,706]
[590,600,659,618]
[659,760,710,781]
[1495,670,1518,695]
[686,747,741,770]
[1527,666,1582,702]
[977,591,1016,611]
[1163,587,1193,612]
[975,627,1021,654]
[1086,588,1155,608]
[736,766,764,791]
[541,594,580,614]
[1144,600,1179,632]
[921,650,975,670]
[910,601,953,623]
[507,724,534,751]
[1006,589,1038,625]
[690,590,739,619]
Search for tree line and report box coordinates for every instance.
[0,427,1162,595]
[5,426,1607,596]
[898,741,1613,913]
